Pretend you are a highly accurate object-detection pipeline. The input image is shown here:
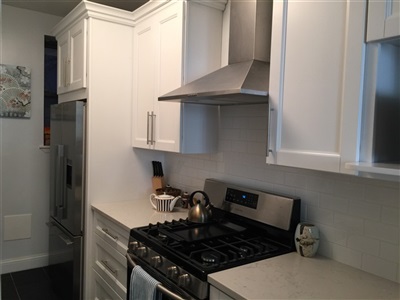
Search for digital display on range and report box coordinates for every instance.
[224,188,258,209]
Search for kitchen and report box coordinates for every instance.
[1,0,399,299]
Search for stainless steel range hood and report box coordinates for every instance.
[158,0,272,105]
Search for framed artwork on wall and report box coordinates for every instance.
[0,63,32,118]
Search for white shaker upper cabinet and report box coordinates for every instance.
[56,19,87,95]
[132,0,224,153]
[267,0,366,173]
[367,0,400,42]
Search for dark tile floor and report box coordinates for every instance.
[1,267,61,300]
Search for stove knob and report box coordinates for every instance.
[137,246,148,257]
[129,241,139,250]
[166,266,179,279]
[177,273,190,287]
[150,255,162,267]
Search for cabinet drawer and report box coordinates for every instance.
[93,269,123,300]
[94,213,129,256]
[93,233,127,298]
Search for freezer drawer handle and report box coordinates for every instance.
[58,234,73,246]
[101,228,118,241]
[101,260,118,276]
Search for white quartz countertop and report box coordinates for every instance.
[208,252,400,299]
[91,199,189,231]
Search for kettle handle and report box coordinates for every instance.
[189,191,210,207]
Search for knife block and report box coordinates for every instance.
[152,176,165,192]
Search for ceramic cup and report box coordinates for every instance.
[294,223,320,257]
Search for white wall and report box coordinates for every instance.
[0,5,62,274]
[165,104,400,283]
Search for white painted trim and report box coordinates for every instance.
[52,1,135,36]
[276,149,341,173]
[345,162,400,177]
[131,0,173,21]
[131,0,226,22]
[0,253,49,274]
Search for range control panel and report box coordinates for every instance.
[225,188,258,209]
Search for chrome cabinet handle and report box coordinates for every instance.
[101,228,118,241]
[150,111,155,145]
[67,59,71,87]
[267,105,274,157]
[147,111,156,145]
[101,260,118,276]
[63,58,67,87]
[147,111,151,145]
[63,58,70,87]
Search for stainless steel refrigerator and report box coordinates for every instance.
[48,100,86,300]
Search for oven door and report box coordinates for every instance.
[126,252,197,300]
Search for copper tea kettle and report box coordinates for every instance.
[188,191,212,223]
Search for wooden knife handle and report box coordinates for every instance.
[152,176,165,192]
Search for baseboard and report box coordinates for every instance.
[0,253,49,274]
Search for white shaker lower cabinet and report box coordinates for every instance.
[367,0,400,42]
[267,0,366,174]
[131,0,224,153]
[92,212,129,300]
[93,270,123,300]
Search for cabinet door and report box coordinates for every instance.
[56,19,87,95]
[68,20,87,92]
[367,0,400,42]
[154,1,183,152]
[132,2,183,151]
[132,17,157,149]
[57,31,69,94]
[268,0,366,173]
[131,1,222,153]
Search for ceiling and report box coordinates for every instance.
[2,0,149,17]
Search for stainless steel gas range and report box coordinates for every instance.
[126,179,300,300]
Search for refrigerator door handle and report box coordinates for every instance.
[55,144,66,219]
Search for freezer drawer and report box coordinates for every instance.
[48,219,83,300]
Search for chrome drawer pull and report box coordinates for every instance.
[101,228,118,241]
[101,260,118,276]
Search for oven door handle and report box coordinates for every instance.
[126,253,185,300]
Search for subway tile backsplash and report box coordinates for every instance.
[165,104,400,283]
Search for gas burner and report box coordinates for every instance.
[263,244,279,254]
[238,246,253,258]
[201,251,221,264]
[158,233,168,242]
